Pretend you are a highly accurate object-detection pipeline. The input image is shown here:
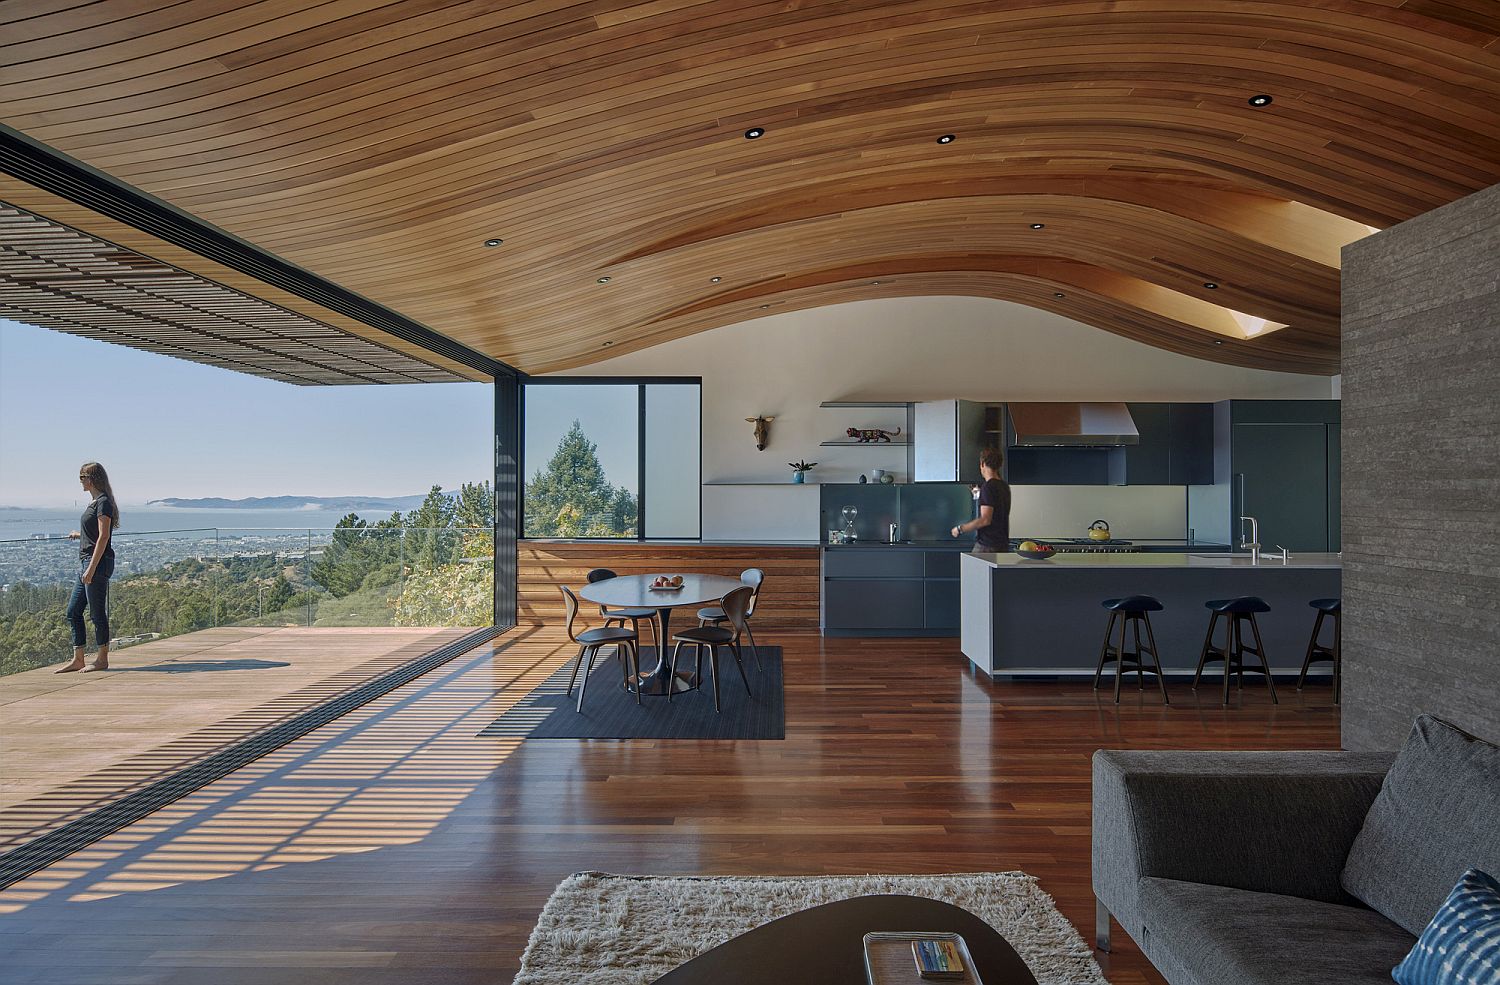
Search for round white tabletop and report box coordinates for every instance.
[576,573,747,696]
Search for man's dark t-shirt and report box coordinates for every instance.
[80,494,117,563]
[975,478,1012,551]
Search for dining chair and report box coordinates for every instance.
[587,567,660,659]
[560,586,640,712]
[670,585,754,712]
[697,567,764,669]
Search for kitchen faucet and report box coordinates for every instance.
[1239,515,1261,562]
[888,522,899,544]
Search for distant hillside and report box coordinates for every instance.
[147,494,431,511]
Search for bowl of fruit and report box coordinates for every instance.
[1015,540,1056,560]
[649,574,686,591]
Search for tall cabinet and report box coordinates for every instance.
[1203,400,1342,553]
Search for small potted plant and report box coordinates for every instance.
[788,459,817,483]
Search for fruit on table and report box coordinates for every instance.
[1019,540,1038,552]
[652,575,685,587]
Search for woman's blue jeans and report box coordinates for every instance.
[66,558,113,648]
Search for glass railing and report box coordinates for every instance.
[0,526,494,676]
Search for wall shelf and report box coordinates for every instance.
[703,481,821,486]
[819,439,912,447]
[818,400,911,408]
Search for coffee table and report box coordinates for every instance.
[577,573,745,696]
[650,894,1040,984]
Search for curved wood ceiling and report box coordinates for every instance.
[3,1,1499,376]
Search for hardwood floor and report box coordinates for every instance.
[0,627,1340,984]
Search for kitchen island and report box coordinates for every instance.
[960,552,1341,677]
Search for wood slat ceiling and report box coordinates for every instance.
[0,204,466,384]
[3,0,1499,376]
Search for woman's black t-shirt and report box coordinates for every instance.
[80,494,117,562]
[975,478,1012,551]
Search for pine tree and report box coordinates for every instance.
[524,420,637,537]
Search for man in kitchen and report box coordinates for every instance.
[952,447,1011,552]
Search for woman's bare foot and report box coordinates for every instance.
[55,659,85,673]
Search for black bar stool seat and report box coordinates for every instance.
[1194,596,1276,704]
[1092,595,1170,704]
[1298,598,1342,704]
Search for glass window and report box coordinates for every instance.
[522,384,639,538]
[521,380,700,540]
[644,384,701,539]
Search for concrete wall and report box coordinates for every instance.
[561,297,1334,540]
[1341,182,1500,750]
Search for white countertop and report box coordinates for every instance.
[964,552,1343,570]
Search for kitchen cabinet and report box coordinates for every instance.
[821,546,962,636]
[913,400,988,482]
[1109,403,1213,485]
[1199,400,1342,553]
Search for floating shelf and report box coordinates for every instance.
[818,439,912,447]
[818,400,911,408]
[702,481,822,486]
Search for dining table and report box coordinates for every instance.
[577,573,745,696]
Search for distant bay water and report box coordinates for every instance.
[0,504,398,541]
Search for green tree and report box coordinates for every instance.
[524,420,637,537]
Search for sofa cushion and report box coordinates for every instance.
[1138,877,1414,985]
[1341,715,1500,935]
[1393,868,1500,985]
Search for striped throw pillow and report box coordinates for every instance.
[1393,868,1500,985]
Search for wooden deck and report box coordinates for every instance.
[0,626,476,853]
[0,625,1341,985]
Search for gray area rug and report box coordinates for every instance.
[513,871,1108,985]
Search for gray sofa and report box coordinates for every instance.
[1092,715,1500,985]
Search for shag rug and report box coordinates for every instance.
[513,871,1108,985]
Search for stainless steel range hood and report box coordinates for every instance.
[1007,402,1140,446]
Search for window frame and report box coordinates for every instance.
[518,376,703,542]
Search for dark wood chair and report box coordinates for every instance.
[1297,597,1341,704]
[587,567,660,658]
[1193,596,1277,705]
[670,585,754,712]
[696,567,765,669]
[560,585,640,713]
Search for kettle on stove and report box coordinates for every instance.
[1088,519,1112,542]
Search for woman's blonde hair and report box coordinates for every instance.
[80,462,121,527]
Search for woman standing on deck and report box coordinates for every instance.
[57,462,120,673]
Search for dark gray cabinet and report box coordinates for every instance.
[821,547,962,636]
[1167,403,1214,484]
[1206,400,1342,553]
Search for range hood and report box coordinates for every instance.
[1007,402,1140,447]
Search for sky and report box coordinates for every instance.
[0,318,495,506]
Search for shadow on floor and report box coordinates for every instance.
[122,659,293,673]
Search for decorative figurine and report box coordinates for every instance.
[846,426,902,443]
[746,415,775,450]
[858,474,868,484]
[788,460,817,483]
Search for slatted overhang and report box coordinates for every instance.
[0,202,470,385]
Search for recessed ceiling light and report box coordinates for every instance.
[870,281,882,286]
[597,276,612,284]
[483,238,503,248]
[936,134,956,144]
[1215,340,1224,345]
[744,127,765,139]
[1030,223,1045,230]
[603,341,613,346]
[1203,282,1218,289]
[1054,292,1065,299]
[710,276,722,283]
[759,304,770,309]
[1248,94,1273,107]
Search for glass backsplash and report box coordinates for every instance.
[819,483,976,542]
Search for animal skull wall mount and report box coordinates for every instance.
[746,415,775,451]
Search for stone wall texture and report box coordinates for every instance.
[1341,181,1500,751]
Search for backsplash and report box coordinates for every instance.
[1009,485,1189,541]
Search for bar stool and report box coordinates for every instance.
[1092,595,1170,704]
[1193,597,1277,705]
[1297,598,1342,704]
